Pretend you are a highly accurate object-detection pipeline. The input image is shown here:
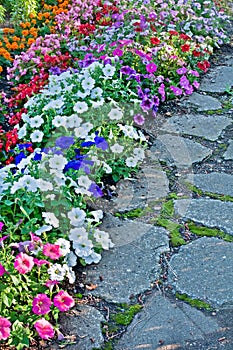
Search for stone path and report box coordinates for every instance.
[52,43,233,349]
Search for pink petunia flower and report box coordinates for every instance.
[0,264,7,277]
[14,252,34,274]
[42,243,63,260]
[33,258,50,266]
[32,294,52,315]
[34,318,54,339]
[53,290,75,312]
[0,222,4,231]
[0,317,11,340]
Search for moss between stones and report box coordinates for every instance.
[110,304,142,326]
[160,199,174,218]
[185,183,233,202]
[175,292,213,311]
[114,207,145,219]
[188,222,233,242]
[156,218,186,247]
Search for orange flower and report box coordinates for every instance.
[25,22,31,28]
[12,36,20,42]
[0,66,3,73]
[19,43,25,49]
[31,19,37,25]
[20,22,26,28]
[37,13,43,20]
[11,42,19,50]
[27,38,35,45]
[22,30,29,36]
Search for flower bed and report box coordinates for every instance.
[0,0,231,348]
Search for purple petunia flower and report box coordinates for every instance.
[170,86,183,96]
[176,67,188,75]
[179,75,190,89]
[134,114,145,125]
[120,66,135,75]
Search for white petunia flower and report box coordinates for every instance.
[91,98,104,108]
[43,98,64,111]
[34,225,52,236]
[55,238,71,256]
[68,208,86,227]
[74,236,93,257]
[102,162,112,174]
[78,175,92,189]
[22,175,38,192]
[73,101,88,114]
[74,186,91,196]
[52,115,66,128]
[108,108,123,120]
[65,114,82,128]
[84,251,101,264]
[65,251,77,267]
[133,147,145,160]
[37,179,53,191]
[126,157,138,167]
[110,143,124,153]
[65,265,76,284]
[42,212,59,228]
[30,130,44,143]
[28,115,44,128]
[76,90,90,99]
[69,227,88,242]
[48,154,67,170]
[81,77,95,90]
[103,64,116,77]
[17,124,27,139]
[48,263,67,281]
[21,113,30,123]
[90,87,103,99]
[94,229,114,250]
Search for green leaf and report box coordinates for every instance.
[11,275,20,286]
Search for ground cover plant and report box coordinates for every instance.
[0,0,231,348]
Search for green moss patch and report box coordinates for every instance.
[188,222,233,242]
[156,218,186,246]
[175,292,213,311]
[111,304,142,326]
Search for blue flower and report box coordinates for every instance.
[89,183,103,198]
[15,152,26,165]
[55,136,74,149]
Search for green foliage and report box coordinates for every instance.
[114,208,144,219]
[0,4,6,23]
[0,0,38,22]
[160,200,175,218]
[156,218,186,246]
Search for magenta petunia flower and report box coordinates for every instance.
[42,243,62,260]
[34,318,54,339]
[53,290,75,312]
[146,62,157,73]
[33,258,50,266]
[0,317,11,340]
[133,114,145,125]
[32,294,52,315]
[112,48,123,57]
[14,252,34,274]
[0,264,7,277]
[0,222,4,231]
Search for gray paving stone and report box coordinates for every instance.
[185,172,233,196]
[84,220,169,303]
[151,135,212,167]
[188,92,222,111]
[160,114,231,141]
[115,293,219,350]
[200,66,233,93]
[58,305,104,350]
[223,140,233,160]
[174,198,233,235]
[168,237,233,307]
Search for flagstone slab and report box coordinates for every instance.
[84,220,169,303]
[200,66,233,93]
[223,140,233,160]
[187,92,222,111]
[174,198,233,235]
[185,172,233,196]
[115,294,219,350]
[168,237,233,307]
[58,305,104,350]
[151,135,212,167]
[160,114,231,141]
